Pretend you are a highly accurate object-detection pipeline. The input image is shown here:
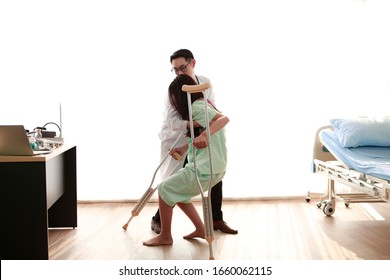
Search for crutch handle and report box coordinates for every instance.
[171,151,183,161]
[182,82,211,93]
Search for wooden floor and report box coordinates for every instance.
[48,197,390,260]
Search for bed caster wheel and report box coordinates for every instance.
[323,202,335,216]
[345,202,350,207]
[317,202,322,208]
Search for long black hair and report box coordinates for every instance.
[168,74,203,121]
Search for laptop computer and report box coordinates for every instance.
[0,125,52,156]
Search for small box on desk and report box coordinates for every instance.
[42,131,56,138]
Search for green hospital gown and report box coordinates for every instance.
[157,99,227,207]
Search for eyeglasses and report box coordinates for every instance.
[171,60,191,74]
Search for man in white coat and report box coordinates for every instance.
[151,49,237,234]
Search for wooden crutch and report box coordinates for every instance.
[182,82,215,260]
[122,132,184,231]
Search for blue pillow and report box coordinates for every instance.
[331,118,390,148]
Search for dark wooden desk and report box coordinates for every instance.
[0,145,77,260]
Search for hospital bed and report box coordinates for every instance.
[311,118,390,216]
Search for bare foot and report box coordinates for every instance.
[143,235,173,246]
[183,229,205,240]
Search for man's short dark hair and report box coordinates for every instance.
[170,49,194,63]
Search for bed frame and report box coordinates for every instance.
[311,125,390,216]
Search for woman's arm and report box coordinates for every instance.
[193,113,229,149]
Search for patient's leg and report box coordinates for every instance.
[143,196,174,246]
[177,202,205,240]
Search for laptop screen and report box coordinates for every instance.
[0,125,35,156]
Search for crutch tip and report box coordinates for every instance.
[122,224,128,231]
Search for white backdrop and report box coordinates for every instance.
[1,0,389,200]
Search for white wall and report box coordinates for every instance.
[1,0,389,200]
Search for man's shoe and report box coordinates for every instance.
[213,220,238,234]
[151,218,161,234]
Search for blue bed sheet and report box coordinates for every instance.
[320,129,390,181]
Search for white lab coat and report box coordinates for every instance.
[158,75,216,180]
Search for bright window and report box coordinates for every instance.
[1,0,389,200]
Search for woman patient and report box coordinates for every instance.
[143,74,229,246]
